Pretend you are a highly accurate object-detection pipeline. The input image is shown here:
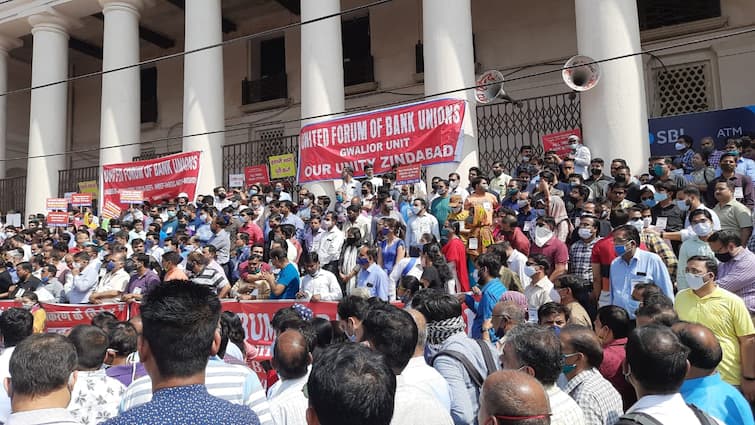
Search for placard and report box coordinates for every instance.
[244,165,270,186]
[394,164,422,185]
[542,128,582,159]
[46,198,69,211]
[119,190,144,204]
[46,212,70,227]
[78,180,99,199]
[229,174,245,188]
[5,214,20,227]
[101,200,123,220]
[269,153,296,179]
[70,193,93,207]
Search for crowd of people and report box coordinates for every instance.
[0,133,753,424]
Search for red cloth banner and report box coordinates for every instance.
[46,212,70,227]
[102,151,201,209]
[298,98,466,182]
[40,303,129,333]
[46,198,69,211]
[244,165,270,186]
[70,193,93,207]
[542,128,582,159]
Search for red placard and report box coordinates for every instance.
[46,211,70,227]
[101,200,123,220]
[70,193,93,207]
[244,165,270,186]
[46,198,69,211]
[395,164,422,185]
[102,151,201,209]
[298,98,466,183]
[542,128,582,159]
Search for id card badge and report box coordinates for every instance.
[468,238,479,250]
[655,217,668,230]
[734,187,744,200]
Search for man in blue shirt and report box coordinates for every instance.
[462,253,506,341]
[356,246,390,301]
[673,322,754,425]
[264,248,300,300]
[608,225,673,319]
[103,282,259,425]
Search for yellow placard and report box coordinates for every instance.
[268,153,296,179]
[78,180,99,199]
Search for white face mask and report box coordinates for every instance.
[534,226,553,247]
[516,199,529,208]
[524,265,537,277]
[629,219,644,233]
[692,222,712,237]
[412,206,422,215]
[449,180,459,189]
[685,272,707,290]
[577,227,593,240]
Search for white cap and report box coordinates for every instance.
[177,192,189,199]
[567,134,580,143]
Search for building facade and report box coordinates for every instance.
[0,0,752,216]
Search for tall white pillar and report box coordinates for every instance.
[575,0,649,174]
[99,0,148,168]
[25,14,71,216]
[0,35,22,179]
[183,0,225,195]
[300,0,344,198]
[422,0,478,187]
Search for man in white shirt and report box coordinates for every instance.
[268,329,310,425]
[406,199,440,257]
[404,310,451,411]
[297,254,342,302]
[0,308,33,424]
[620,324,723,424]
[315,213,345,273]
[88,253,130,304]
[523,254,558,323]
[337,166,362,203]
[344,205,372,245]
[568,134,592,180]
[66,251,101,304]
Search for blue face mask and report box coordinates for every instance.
[105,261,115,272]
[652,164,664,177]
[614,244,626,256]
[562,363,577,375]
[642,199,657,208]
[654,192,668,203]
[356,257,369,266]
[41,276,49,283]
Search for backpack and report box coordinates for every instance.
[432,339,497,388]
[618,403,718,425]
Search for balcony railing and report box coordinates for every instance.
[242,73,288,105]
[58,166,99,198]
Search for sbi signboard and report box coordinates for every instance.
[648,106,755,156]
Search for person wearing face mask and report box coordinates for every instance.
[500,180,523,211]
[559,325,624,424]
[19,293,46,334]
[337,295,369,343]
[719,139,755,181]
[344,205,372,245]
[429,179,452,239]
[238,208,264,246]
[338,228,363,295]
[707,152,755,209]
[354,246,390,301]
[88,253,129,304]
[566,134,591,180]
[447,172,469,203]
[608,225,673,319]
[648,156,687,191]
[530,217,568,282]
[515,191,538,232]
[372,194,405,242]
[337,166,362,204]
[296,253,342,302]
[459,253,506,341]
[707,230,755,315]
[624,207,679,282]
[700,136,725,169]
[406,199,439,258]
[514,145,536,178]
[522,254,558,323]
[585,158,612,199]
[296,191,313,221]
[674,134,696,174]
[649,181,686,251]
[676,210,716,290]
[314,212,345,277]
[486,300,526,351]
[569,215,601,291]
[675,256,755,399]
[376,218,405,277]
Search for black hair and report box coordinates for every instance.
[361,303,418,374]
[707,230,742,247]
[475,253,501,279]
[307,343,396,425]
[625,324,690,393]
[311,317,334,349]
[219,311,246,359]
[337,295,370,321]
[0,308,33,347]
[686,255,718,278]
[91,311,119,331]
[596,306,631,339]
[68,325,109,370]
[613,224,641,246]
[140,282,221,378]
[411,289,462,322]
[107,321,138,356]
[421,243,453,286]
[8,334,77,397]
[399,275,422,296]
[561,324,604,368]
[528,253,551,275]
[537,302,570,323]
[506,323,563,385]
[272,306,305,333]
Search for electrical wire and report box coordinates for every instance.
[1,16,754,162]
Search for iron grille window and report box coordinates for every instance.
[652,63,711,117]
[638,0,721,31]
[342,15,374,86]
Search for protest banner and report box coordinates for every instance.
[298,98,466,183]
[102,151,201,209]
[46,198,69,211]
[78,180,99,199]
[119,190,144,204]
[41,303,129,334]
[244,165,270,186]
[229,174,245,188]
[46,212,69,227]
[70,193,93,207]
[101,200,123,219]
[269,153,296,180]
[394,164,422,185]
[542,128,581,159]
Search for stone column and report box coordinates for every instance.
[183,0,225,196]
[0,35,22,179]
[575,0,650,173]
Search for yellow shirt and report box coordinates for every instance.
[31,307,46,334]
[675,286,755,385]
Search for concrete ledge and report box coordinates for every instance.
[641,16,728,43]
[345,81,378,96]
[240,97,290,114]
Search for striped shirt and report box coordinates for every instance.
[569,237,600,284]
[545,384,586,425]
[562,368,623,425]
[119,357,273,425]
[191,267,229,294]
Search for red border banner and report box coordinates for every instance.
[46,198,69,211]
[542,128,582,159]
[46,212,69,227]
[102,151,201,209]
[298,98,466,182]
[395,164,422,185]
[245,165,270,186]
[70,193,93,207]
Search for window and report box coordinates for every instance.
[141,67,157,123]
[638,0,721,31]
[651,62,711,117]
[342,15,373,86]
[242,36,287,104]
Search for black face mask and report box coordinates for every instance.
[714,251,733,263]
[494,323,507,339]
[615,175,627,184]
[346,237,359,245]
[590,168,602,176]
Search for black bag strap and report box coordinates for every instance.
[475,339,497,378]
[688,403,716,425]
[432,350,485,388]
[618,412,664,425]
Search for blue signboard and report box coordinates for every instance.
[648,106,755,156]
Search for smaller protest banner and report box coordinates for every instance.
[120,190,144,204]
[269,153,296,179]
[395,164,422,185]
[70,193,93,207]
[229,174,245,188]
[46,198,69,211]
[101,200,122,219]
[542,128,581,159]
[245,165,270,186]
[78,180,99,199]
[46,212,70,227]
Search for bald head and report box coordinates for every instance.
[273,329,310,380]
[408,309,427,353]
[478,370,550,425]
[672,322,722,373]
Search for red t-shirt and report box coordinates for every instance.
[499,227,531,256]
[441,236,470,292]
[530,236,568,267]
